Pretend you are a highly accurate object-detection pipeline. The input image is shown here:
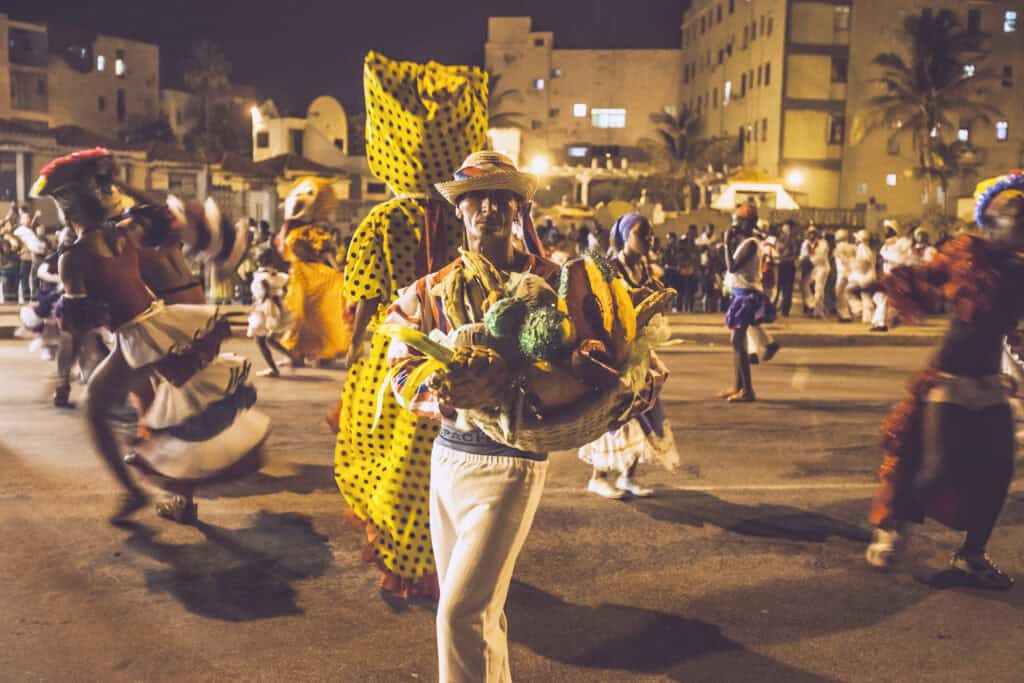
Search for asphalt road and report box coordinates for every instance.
[1,336,1021,682]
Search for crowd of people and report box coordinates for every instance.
[7,50,1024,683]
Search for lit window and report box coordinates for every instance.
[97,55,106,72]
[115,59,126,77]
[568,146,588,158]
[723,81,732,105]
[573,103,587,117]
[886,173,897,187]
[958,128,969,142]
[964,64,976,77]
[996,121,1009,141]
[534,78,545,90]
[1006,11,1018,32]
[834,6,851,32]
[930,126,939,138]
[591,108,626,128]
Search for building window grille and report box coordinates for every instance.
[591,108,626,128]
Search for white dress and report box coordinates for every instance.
[247,268,289,338]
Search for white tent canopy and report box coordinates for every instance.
[710,182,801,211]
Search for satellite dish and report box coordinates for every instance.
[307,96,349,154]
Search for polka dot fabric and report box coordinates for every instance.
[335,197,463,593]
[363,51,488,194]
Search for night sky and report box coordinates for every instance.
[3,0,690,115]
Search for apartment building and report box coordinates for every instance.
[485,16,683,169]
[681,0,1024,215]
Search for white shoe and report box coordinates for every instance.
[587,477,625,499]
[615,475,653,497]
[865,527,905,569]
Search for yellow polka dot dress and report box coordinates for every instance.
[280,227,351,360]
[335,51,486,597]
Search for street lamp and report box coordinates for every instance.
[786,169,804,187]
[529,154,551,175]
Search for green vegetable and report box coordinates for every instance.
[484,297,528,339]
[519,305,571,362]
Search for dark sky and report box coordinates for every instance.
[3,0,689,115]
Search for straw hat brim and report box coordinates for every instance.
[435,171,538,205]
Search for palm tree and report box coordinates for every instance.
[649,106,705,176]
[851,9,1002,207]
[486,71,523,130]
[184,41,232,159]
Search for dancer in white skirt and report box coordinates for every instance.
[31,148,270,524]
[247,248,292,377]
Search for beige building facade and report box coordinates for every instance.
[485,17,683,169]
[682,0,1024,217]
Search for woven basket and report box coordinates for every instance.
[463,358,655,453]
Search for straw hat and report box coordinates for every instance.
[435,151,538,205]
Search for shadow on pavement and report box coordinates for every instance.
[200,463,337,499]
[122,511,332,621]
[632,489,872,544]
[758,399,892,414]
[507,581,838,682]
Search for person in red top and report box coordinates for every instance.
[31,149,269,524]
[865,170,1024,590]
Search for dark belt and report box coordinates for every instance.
[436,425,547,461]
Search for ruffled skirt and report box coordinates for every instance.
[578,398,680,473]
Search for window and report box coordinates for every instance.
[831,56,849,83]
[573,103,588,117]
[764,62,771,86]
[723,80,732,105]
[729,0,735,14]
[531,120,542,130]
[97,54,106,72]
[548,108,559,118]
[534,78,545,90]
[767,16,774,36]
[98,95,106,112]
[958,127,970,142]
[750,20,757,41]
[10,72,47,112]
[713,87,719,109]
[551,67,562,78]
[533,37,545,47]
[757,64,763,86]
[333,138,345,152]
[697,95,703,113]
[718,49,724,66]
[996,121,1009,141]
[1002,65,1013,87]
[115,49,126,78]
[886,173,897,187]
[591,108,626,128]
[568,146,588,158]
[726,40,733,58]
[167,173,196,195]
[701,15,706,34]
[290,128,303,156]
[887,137,900,156]
[716,4,722,23]
[1006,11,1018,33]
[116,89,126,123]
[256,131,269,148]
[743,25,749,48]
[828,115,846,145]
[749,69,755,89]
[684,66,690,85]
[367,182,387,195]
[746,127,752,143]
[740,73,747,96]
[834,6,851,32]
[968,9,982,33]
[964,63,976,77]
[762,117,768,142]
[760,16,766,36]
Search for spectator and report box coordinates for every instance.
[910,228,937,264]
[799,225,831,318]
[759,223,780,303]
[660,232,683,309]
[847,229,879,327]
[0,238,19,303]
[833,229,856,322]
[774,220,798,316]
[677,225,701,312]
[12,204,47,303]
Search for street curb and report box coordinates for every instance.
[669,328,941,348]
[0,320,248,341]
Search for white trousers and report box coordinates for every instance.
[872,292,889,328]
[834,272,851,320]
[431,446,548,683]
[746,324,774,358]
[811,267,830,317]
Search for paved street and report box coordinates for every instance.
[1,331,1022,682]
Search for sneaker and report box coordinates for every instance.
[749,354,760,365]
[865,527,905,569]
[256,368,280,378]
[52,383,72,408]
[155,495,198,524]
[950,551,1014,590]
[587,477,626,500]
[727,389,756,403]
[615,475,653,497]
[763,341,781,362]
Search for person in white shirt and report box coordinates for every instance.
[832,229,857,322]
[910,228,937,264]
[873,220,913,331]
[247,249,292,377]
[847,229,879,326]
[799,226,831,318]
